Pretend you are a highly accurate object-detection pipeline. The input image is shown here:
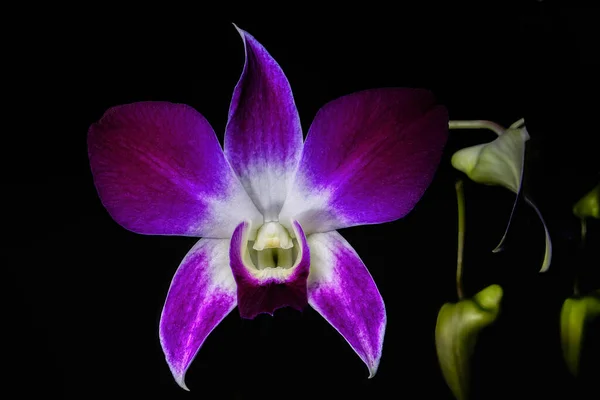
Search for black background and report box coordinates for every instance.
[5,4,599,399]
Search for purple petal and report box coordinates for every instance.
[229,220,310,319]
[224,26,303,221]
[280,88,448,234]
[159,238,237,390]
[88,101,262,238]
[307,230,386,377]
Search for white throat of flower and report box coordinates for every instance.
[245,221,299,276]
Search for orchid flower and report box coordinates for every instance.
[449,119,552,272]
[87,26,448,390]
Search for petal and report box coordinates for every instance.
[306,230,386,378]
[229,220,310,319]
[279,88,448,234]
[159,238,237,390]
[451,127,528,192]
[451,128,528,251]
[485,128,530,253]
[524,195,553,273]
[224,26,303,221]
[88,101,262,238]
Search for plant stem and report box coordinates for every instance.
[448,120,505,136]
[581,218,587,244]
[456,179,466,300]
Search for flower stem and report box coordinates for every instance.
[580,218,587,244]
[448,120,505,136]
[456,179,466,300]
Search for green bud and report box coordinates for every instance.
[560,291,600,376]
[573,184,599,220]
[435,284,503,400]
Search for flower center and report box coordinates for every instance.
[248,222,296,270]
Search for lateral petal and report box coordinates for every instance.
[280,88,448,234]
[88,101,262,238]
[307,230,386,377]
[159,238,237,390]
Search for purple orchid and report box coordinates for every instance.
[87,26,448,390]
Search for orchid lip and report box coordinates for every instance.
[230,220,310,319]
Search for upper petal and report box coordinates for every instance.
[224,26,303,221]
[307,230,386,378]
[88,101,262,238]
[279,88,448,234]
[159,238,237,390]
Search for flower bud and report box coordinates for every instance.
[573,184,599,220]
[560,291,600,376]
[435,284,503,400]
